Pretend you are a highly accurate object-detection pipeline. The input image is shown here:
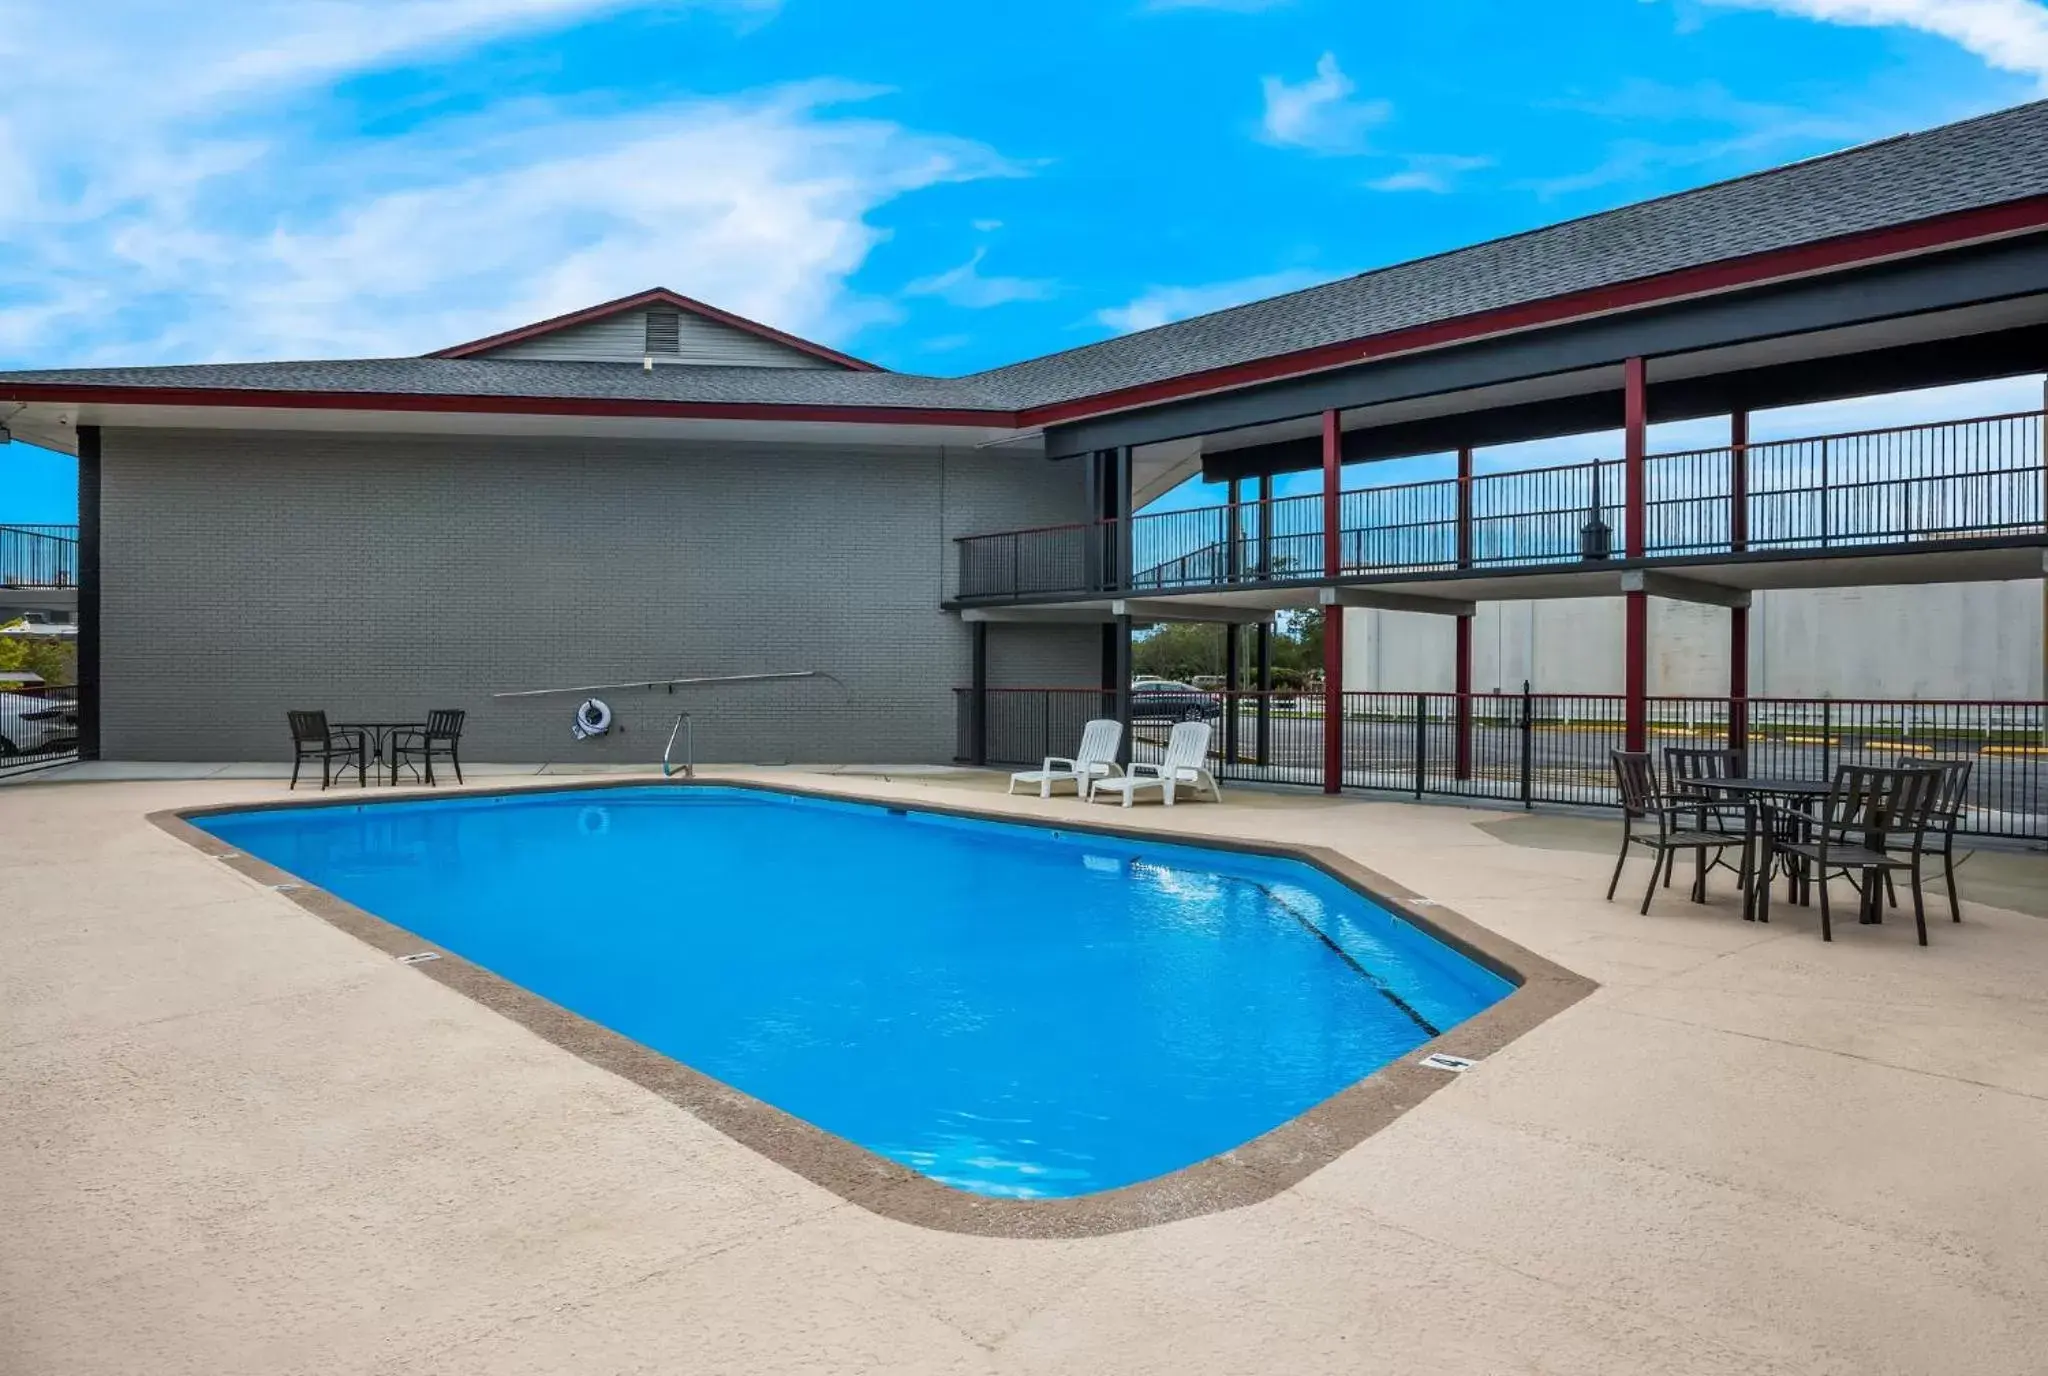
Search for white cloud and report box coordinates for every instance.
[1529,80,1872,197]
[0,0,1012,365]
[1258,53,1390,153]
[1705,0,2048,84]
[903,248,1057,309]
[1094,269,1331,335]
[1367,154,1493,194]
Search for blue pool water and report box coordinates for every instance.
[197,787,1511,1198]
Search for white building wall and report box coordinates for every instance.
[1343,581,2044,700]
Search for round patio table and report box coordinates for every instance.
[1706,777,1862,922]
[332,720,427,785]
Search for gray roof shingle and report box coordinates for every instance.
[962,96,2048,408]
[5,98,2045,417]
[0,356,1010,410]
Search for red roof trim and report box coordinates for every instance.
[0,383,1009,427]
[429,287,883,372]
[1016,193,2048,428]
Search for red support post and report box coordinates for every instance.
[1623,358,1649,752]
[1454,445,1474,779]
[1729,408,1749,554]
[1322,409,1344,793]
[1729,409,1750,753]
[1322,408,1343,579]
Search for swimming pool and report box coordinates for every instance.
[194,786,1513,1200]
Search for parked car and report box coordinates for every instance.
[1130,679,1222,723]
[0,690,78,755]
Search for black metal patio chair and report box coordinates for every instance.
[1756,764,1943,944]
[1906,756,1973,924]
[1661,746,1748,891]
[389,709,466,786]
[288,710,366,790]
[1607,750,1751,914]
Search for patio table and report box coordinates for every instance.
[333,720,427,785]
[1707,777,1871,923]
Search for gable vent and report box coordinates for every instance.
[644,309,682,355]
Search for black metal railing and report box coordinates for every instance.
[0,682,80,775]
[1,524,78,588]
[1127,493,1324,592]
[955,686,2048,839]
[955,411,2048,601]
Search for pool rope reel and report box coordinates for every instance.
[491,670,849,767]
[571,698,613,740]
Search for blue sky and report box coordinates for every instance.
[4,0,2047,520]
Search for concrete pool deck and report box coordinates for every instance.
[6,771,2048,1374]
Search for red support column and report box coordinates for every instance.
[1729,409,1750,753]
[1322,409,1344,793]
[1454,445,1474,779]
[1623,358,1649,752]
[1322,408,1343,579]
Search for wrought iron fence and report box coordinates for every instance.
[1649,410,2046,555]
[955,521,1104,599]
[1,523,78,588]
[1128,493,1324,592]
[954,411,2048,601]
[0,682,80,775]
[956,686,2048,839]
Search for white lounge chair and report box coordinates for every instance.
[1089,720,1222,807]
[1008,718,1125,799]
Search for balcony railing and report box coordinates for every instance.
[955,411,2048,601]
[1,524,78,589]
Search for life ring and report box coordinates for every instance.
[572,698,612,740]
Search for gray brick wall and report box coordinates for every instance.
[100,428,1097,763]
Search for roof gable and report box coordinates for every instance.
[431,288,880,372]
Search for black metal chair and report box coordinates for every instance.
[288,710,366,790]
[1757,764,1943,944]
[1908,756,1973,923]
[389,709,466,786]
[1662,746,1748,892]
[1607,750,1750,914]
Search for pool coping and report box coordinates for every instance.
[149,777,1596,1238]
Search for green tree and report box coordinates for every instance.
[1274,608,1323,672]
[1129,611,1326,687]
[1131,622,1223,681]
[0,622,75,686]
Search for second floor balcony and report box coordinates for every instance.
[1,524,78,590]
[955,411,2048,604]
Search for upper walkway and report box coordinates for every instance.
[953,410,2048,614]
[1,523,78,591]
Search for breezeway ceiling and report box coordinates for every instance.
[1125,290,2048,503]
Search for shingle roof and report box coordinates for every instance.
[0,357,1009,410]
[5,98,2047,418]
[963,97,2048,408]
